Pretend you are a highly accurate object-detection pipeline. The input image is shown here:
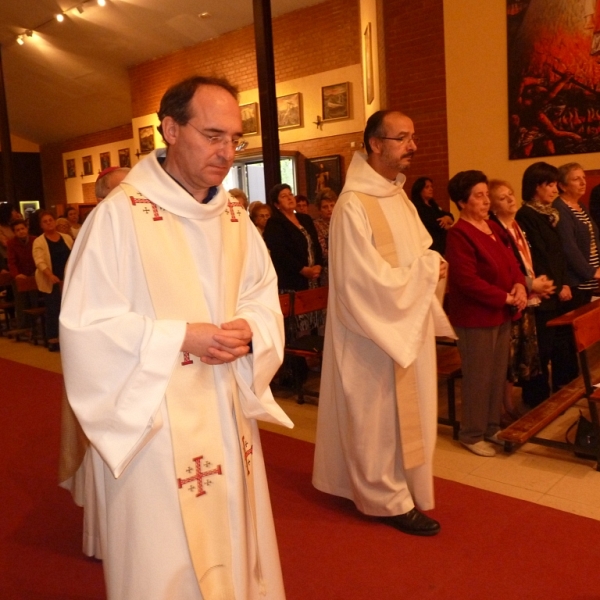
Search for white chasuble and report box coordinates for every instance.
[313,152,455,516]
[60,149,290,600]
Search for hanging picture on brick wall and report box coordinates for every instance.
[306,155,342,202]
[65,158,76,178]
[364,23,375,105]
[139,125,155,154]
[508,0,600,159]
[277,93,302,129]
[322,82,350,121]
[100,151,111,171]
[241,103,260,135]
[119,148,131,168]
[82,155,93,176]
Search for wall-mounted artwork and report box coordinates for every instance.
[322,82,350,121]
[139,125,155,154]
[119,148,131,168]
[241,103,259,135]
[306,155,342,202]
[277,93,302,129]
[82,155,93,176]
[66,158,76,178]
[19,200,40,220]
[364,23,375,105]
[508,0,600,159]
[100,151,111,171]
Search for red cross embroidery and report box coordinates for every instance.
[130,196,163,221]
[177,456,222,497]
[181,351,193,366]
[226,199,244,222]
[242,435,253,476]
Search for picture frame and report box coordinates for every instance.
[139,125,155,154]
[306,155,342,202]
[277,93,302,129]
[66,158,76,178]
[119,148,131,168]
[19,200,40,220]
[364,23,374,105]
[322,82,350,121]
[100,151,111,171]
[240,102,260,136]
[82,155,93,176]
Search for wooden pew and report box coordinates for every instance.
[498,299,600,469]
[436,339,461,440]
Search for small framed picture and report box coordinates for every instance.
[241,103,260,136]
[364,24,374,105]
[307,155,343,202]
[100,151,111,171]
[82,155,93,176]
[139,125,155,154]
[19,200,40,220]
[66,158,76,178]
[119,148,131,168]
[322,82,350,121]
[277,93,302,129]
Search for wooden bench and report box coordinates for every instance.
[498,299,600,468]
[0,272,15,335]
[436,340,461,440]
[10,275,46,346]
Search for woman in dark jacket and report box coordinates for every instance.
[263,183,322,292]
[515,162,574,405]
[410,177,454,255]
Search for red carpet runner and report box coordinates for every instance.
[2,356,600,599]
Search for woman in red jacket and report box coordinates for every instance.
[445,171,527,457]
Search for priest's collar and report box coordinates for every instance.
[157,154,218,204]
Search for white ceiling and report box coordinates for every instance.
[0,0,324,146]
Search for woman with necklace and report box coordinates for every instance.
[515,161,573,405]
[445,170,527,457]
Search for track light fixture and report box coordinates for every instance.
[98,0,106,5]
[16,35,24,45]
[56,13,65,22]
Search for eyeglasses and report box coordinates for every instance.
[186,121,246,152]
[378,135,419,145]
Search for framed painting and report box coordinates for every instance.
[364,23,374,105]
[306,155,342,202]
[65,158,76,178]
[119,148,131,168]
[100,151,111,171]
[277,93,302,129]
[322,82,350,121]
[241,102,259,136]
[139,125,155,154]
[82,155,93,176]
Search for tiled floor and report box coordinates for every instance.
[4,334,600,522]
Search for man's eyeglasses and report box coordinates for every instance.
[187,121,246,152]
[378,135,419,145]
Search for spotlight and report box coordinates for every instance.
[25,29,33,37]
[16,35,24,45]
[98,0,106,5]
[56,13,65,22]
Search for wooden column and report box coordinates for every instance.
[252,0,281,194]
[0,45,16,205]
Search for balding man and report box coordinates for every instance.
[95,166,130,201]
[313,110,454,537]
[60,76,291,600]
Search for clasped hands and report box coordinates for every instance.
[506,283,528,311]
[181,318,252,365]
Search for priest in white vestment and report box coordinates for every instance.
[313,110,455,536]
[60,77,291,600]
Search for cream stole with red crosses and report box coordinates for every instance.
[354,191,426,470]
[125,183,264,600]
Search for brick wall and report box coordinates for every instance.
[382,0,450,209]
[40,124,133,208]
[129,0,361,118]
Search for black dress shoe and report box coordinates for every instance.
[380,507,440,536]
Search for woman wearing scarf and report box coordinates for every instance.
[515,162,572,407]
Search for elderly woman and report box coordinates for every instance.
[445,171,527,456]
[33,211,73,351]
[410,177,454,255]
[515,162,574,404]
[248,201,271,236]
[313,187,337,286]
[66,206,82,239]
[554,163,600,308]
[488,179,556,419]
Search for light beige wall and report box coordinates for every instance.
[444,0,600,197]
[1,134,40,153]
